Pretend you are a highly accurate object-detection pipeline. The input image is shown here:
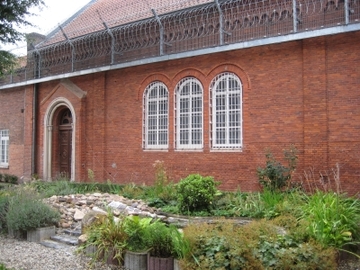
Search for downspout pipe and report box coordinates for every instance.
[31,83,38,177]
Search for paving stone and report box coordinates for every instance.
[51,234,79,246]
[63,229,82,237]
[40,239,71,249]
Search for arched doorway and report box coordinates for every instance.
[58,109,73,178]
[43,98,76,181]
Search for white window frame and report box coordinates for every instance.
[175,77,203,150]
[143,81,169,150]
[210,72,243,150]
[0,129,9,167]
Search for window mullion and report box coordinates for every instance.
[226,78,230,146]
[156,89,160,145]
[189,87,193,146]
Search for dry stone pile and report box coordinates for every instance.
[44,193,251,232]
[44,193,160,230]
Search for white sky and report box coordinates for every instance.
[3,0,92,55]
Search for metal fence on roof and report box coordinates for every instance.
[1,0,360,86]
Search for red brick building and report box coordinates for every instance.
[0,0,359,194]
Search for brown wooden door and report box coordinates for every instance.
[59,125,72,178]
[58,109,72,178]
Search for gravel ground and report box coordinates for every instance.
[0,234,114,270]
[1,234,359,270]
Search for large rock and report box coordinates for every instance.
[81,209,107,234]
[74,209,86,221]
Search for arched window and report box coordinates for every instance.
[143,81,169,149]
[175,77,203,149]
[60,109,73,125]
[210,72,242,149]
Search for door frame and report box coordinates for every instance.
[44,98,76,181]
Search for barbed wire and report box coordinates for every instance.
[2,0,359,85]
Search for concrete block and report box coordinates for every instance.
[27,226,56,242]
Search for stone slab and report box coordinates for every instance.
[51,234,79,246]
[40,239,70,249]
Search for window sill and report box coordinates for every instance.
[175,149,203,152]
[0,165,9,169]
[143,149,169,152]
[210,148,243,153]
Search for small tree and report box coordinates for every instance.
[0,0,45,75]
[257,145,298,192]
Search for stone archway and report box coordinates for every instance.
[44,98,76,181]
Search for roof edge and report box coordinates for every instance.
[37,0,98,48]
[1,23,359,90]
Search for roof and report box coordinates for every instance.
[39,0,212,47]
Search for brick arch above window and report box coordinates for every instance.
[207,63,251,92]
[172,68,206,85]
[137,73,171,101]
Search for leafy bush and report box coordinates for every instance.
[33,180,77,197]
[1,174,18,184]
[146,221,190,258]
[121,183,144,199]
[177,174,219,213]
[30,180,124,197]
[257,146,298,192]
[181,219,337,270]
[6,188,60,234]
[0,194,10,232]
[123,215,152,252]
[0,263,13,270]
[8,175,18,184]
[80,212,128,265]
[299,191,360,248]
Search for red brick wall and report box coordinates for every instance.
[0,86,34,179]
[30,31,360,194]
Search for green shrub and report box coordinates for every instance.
[299,191,360,248]
[30,180,124,197]
[80,212,128,265]
[231,192,266,218]
[0,174,18,185]
[257,146,298,192]
[181,219,337,270]
[177,174,219,213]
[0,195,10,232]
[146,221,190,258]
[6,187,60,234]
[121,183,144,199]
[31,180,78,196]
[0,263,13,270]
[123,215,152,252]
[8,175,18,184]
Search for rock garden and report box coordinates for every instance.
[0,151,360,270]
